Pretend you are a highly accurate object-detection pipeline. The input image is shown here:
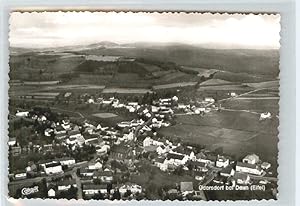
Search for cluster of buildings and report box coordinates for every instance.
[9,94,274,200]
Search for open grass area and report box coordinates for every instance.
[160,110,278,165]
[222,99,279,115]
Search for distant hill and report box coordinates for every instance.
[75,43,279,77]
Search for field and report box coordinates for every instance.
[102,88,152,94]
[153,82,197,90]
[160,110,278,166]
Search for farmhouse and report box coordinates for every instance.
[236,162,263,175]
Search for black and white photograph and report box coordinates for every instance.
[8,11,280,201]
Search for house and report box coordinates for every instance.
[232,172,251,185]
[216,155,230,168]
[42,162,63,175]
[57,157,76,166]
[55,133,67,141]
[119,184,142,195]
[242,154,260,164]
[220,166,235,177]
[96,145,110,155]
[213,176,227,184]
[54,125,66,135]
[82,184,108,196]
[79,168,94,177]
[66,133,85,146]
[8,137,17,146]
[48,188,56,197]
[156,145,168,155]
[15,111,29,117]
[68,130,82,139]
[194,171,206,181]
[43,144,53,152]
[180,182,194,194]
[93,169,113,183]
[61,120,71,130]
[198,154,217,165]
[88,161,103,170]
[204,97,215,103]
[166,152,189,166]
[110,145,131,159]
[260,112,271,120]
[190,161,208,172]
[10,146,21,156]
[143,137,164,147]
[154,157,168,171]
[261,162,271,170]
[236,162,263,175]
[57,179,77,191]
[14,171,27,180]
[44,128,54,137]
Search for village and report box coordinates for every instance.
[8,92,277,200]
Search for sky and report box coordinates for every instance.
[9,12,281,49]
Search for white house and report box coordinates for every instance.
[44,128,54,137]
[88,161,103,170]
[236,162,263,175]
[119,184,142,195]
[58,157,76,166]
[82,184,107,195]
[8,137,16,146]
[14,172,27,180]
[143,137,164,147]
[220,166,235,177]
[242,154,260,165]
[260,112,272,120]
[216,155,230,168]
[204,97,215,103]
[261,162,271,170]
[48,188,56,197]
[16,111,29,117]
[43,162,63,175]
[57,179,77,191]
